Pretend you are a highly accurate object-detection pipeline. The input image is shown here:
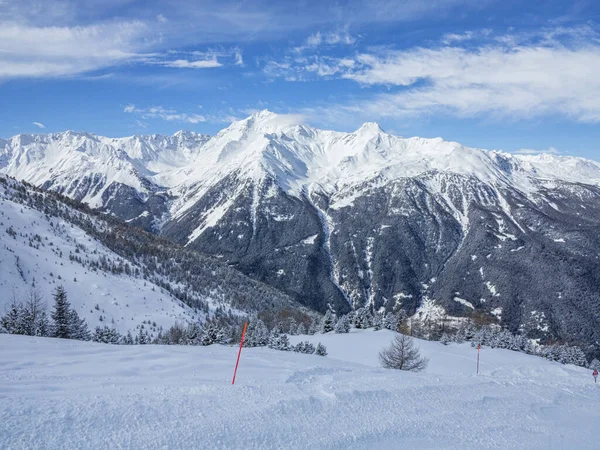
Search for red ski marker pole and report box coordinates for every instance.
[232,322,248,385]
[477,344,481,375]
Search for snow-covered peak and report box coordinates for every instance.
[355,121,384,136]
[2,114,600,217]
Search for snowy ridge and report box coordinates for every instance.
[2,110,600,223]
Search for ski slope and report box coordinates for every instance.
[1,329,598,449]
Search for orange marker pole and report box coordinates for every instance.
[477,344,481,375]
[232,322,248,385]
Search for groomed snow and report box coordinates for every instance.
[1,330,598,449]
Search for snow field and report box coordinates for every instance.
[1,329,598,449]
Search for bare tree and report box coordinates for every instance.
[379,334,429,372]
[23,288,48,336]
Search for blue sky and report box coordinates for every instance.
[1,0,600,160]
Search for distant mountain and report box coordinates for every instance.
[3,111,600,350]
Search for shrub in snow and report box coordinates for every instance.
[294,341,315,354]
[93,326,122,344]
[589,359,600,370]
[379,334,429,372]
[315,342,327,356]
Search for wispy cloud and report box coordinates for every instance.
[282,27,600,125]
[0,21,154,79]
[514,147,560,155]
[160,59,222,69]
[303,29,356,49]
[32,121,45,129]
[124,105,206,124]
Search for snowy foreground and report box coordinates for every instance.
[1,330,599,449]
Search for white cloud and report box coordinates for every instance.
[288,27,600,124]
[306,30,356,47]
[514,147,560,155]
[161,59,222,69]
[32,122,45,129]
[0,21,152,79]
[124,105,206,124]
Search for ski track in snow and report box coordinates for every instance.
[1,330,599,450]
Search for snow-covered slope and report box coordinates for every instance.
[0,176,313,336]
[1,330,598,449]
[0,182,197,334]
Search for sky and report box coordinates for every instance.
[1,0,600,160]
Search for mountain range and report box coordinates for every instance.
[2,110,600,349]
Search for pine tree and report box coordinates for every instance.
[93,326,121,344]
[589,358,600,370]
[0,297,26,334]
[137,327,149,344]
[440,332,451,345]
[68,309,91,341]
[122,331,134,345]
[372,311,384,331]
[353,307,372,329]
[51,286,71,339]
[315,342,327,356]
[278,334,291,351]
[383,312,399,332]
[321,309,336,333]
[296,322,307,336]
[334,315,351,333]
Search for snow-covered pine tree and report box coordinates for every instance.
[334,314,351,333]
[137,327,149,344]
[287,318,298,335]
[372,311,384,331]
[93,325,121,344]
[296,322,307,336]
[68,309,91,341]
[589,358,600,370]
[199,323,225,346]
[353,307,372,329]
[0,297,26,334]
[186,322,202,345]
[278,334,291,351]
[268,327,281,349]
[315,342,327,356]
[122,331,134,345]
[51,286,71,339]
[440,333,451,345]
[320,309,336,333]
[382,312,399,332]
[294,341,316,354]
